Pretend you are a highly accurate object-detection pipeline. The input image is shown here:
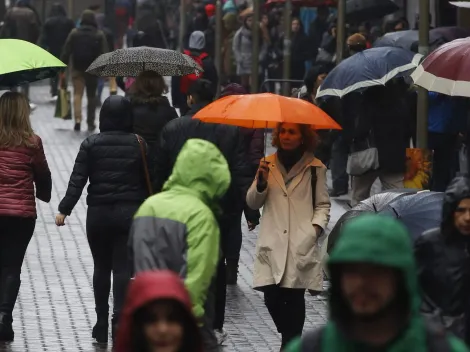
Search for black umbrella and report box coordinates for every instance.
[327,209,370,254]
[346,0,399,24]
[430,26,470,42]
[380,191,444,241]
[374,30,446,52]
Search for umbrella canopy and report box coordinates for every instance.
[192,93,342,129]
[357,190,417,212]
[346,0,399,23]
[380,191,444,241]
[327,209,369,254]
[0,39,66,89]
[86,47,203,77]
[317,47,422,99]
[430,26,470,42]
[374,30,445,52]
[411,38,470,97]
[450,1,470,8]
[265,0,337,7]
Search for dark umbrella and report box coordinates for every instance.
[265,0,337,6]
[380,191,444,241]
[374,30,446,52]
[430,26,470,42]
[346,0,399,24]
[86,47,203,77]
[327,209,371,254]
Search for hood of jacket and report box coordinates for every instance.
[441,176,470,238]
[163,139,230,207]
[99,95,134,133]
[189,30,206,50]
[114,271,202,352]
[49,3,66,17]
[80,9,97,27]
[223,12,238,32]
[326,214,426,352]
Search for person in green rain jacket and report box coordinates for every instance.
[286,214,469,352]
[129,138,231,352]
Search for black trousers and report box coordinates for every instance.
[86,204,138,321]
[428,132,458,192]
[264,285,306,347]
[0,216,35,315]
[330,134,350,193]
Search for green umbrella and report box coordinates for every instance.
[0,39,67,89]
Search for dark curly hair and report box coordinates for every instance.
[271,123,319,152]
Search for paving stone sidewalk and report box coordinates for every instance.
[0,85,349,352]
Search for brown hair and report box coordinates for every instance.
[0,92,35,148]
[272,123,319,152]
[129,71,168,103]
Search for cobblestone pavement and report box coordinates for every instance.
[0,84,350,352]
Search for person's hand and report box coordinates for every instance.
[248,221,257,231]
[55,213,67,226]
[331,27,337,38]
[256,161,270,191]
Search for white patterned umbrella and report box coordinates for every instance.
[86,47,204,77]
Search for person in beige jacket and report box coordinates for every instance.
[246,122,331,350]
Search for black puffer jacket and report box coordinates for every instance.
[152,102,251,216]
[58,96,148,216]
[131,95,178,148]
[415,177,470,334]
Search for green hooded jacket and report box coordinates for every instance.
[130,139,231,319]
[286,214,469,352]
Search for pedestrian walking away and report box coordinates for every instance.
[0,92,52,342]
[56,95,149,344]
[415,176,470,343]
[246,123,331,349]
[130,138,231,352]
[286,214,470,352]
[61,9,109,132]
[114,271,203,352]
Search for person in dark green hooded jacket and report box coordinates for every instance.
[285,214,469,352]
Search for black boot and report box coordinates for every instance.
[226,259,239,285]
[0,276,20,342]
[92,310,108,344]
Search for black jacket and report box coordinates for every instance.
[42,6,75,57]
[415,177,470,338]
[58,96,148,215]
[152,102,251,216]
[131,95,178,148]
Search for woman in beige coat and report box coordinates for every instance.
[246,122,331,349]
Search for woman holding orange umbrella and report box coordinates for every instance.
[193,93,340,349]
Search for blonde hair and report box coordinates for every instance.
[0,92,35,148]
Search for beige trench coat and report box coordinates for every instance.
[246,152,331,292]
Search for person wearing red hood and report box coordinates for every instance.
[115,270,203,352]
[205,4,215,19]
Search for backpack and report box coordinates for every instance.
[300,323,451,352]
[71,29,103,71]
[180,50,207,94]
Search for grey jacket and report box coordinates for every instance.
[232,26,267,75]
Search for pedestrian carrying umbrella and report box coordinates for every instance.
[192,93,342,129]
[374,30,446,52]
[0,39,66,89]
[380,191,444,241]
[317,47,422,99]
[86,47,203,77]
[411,38,470,96]
[346,0,399,23]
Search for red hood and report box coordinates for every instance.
[114,271,202,352]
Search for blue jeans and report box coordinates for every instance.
[97,78,105,102]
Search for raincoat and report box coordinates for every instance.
[114,270,203,352]
[286,214,470,352]
[129,139,231,320]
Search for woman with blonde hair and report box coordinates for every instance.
[0,92,52,342]
[129,70,178,148]
[246,122,331,349]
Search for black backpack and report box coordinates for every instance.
[71,29,103,71]
[300,323,451,352]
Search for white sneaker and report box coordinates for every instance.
[49,96,58,102]
[215,329,228,345]
[29,103,37,110]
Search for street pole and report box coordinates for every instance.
[336,0,346,64]
[281,0,292,96]
[215,0,223,95]
[416,0,429,149]
[67,0,73,22]
[251,0,260,93]
[178,0,187,52]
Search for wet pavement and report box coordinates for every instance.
[0,84,350,352]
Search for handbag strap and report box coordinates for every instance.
[135,134,153,196]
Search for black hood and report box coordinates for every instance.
[441,176,470,237]
[99,96,134,133]
[49,3,66,17]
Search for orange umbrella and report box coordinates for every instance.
[192,93,342,130]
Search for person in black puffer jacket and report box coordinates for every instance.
[153,79,251,343]
[129,70,178,148]
[56,95,149,345]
